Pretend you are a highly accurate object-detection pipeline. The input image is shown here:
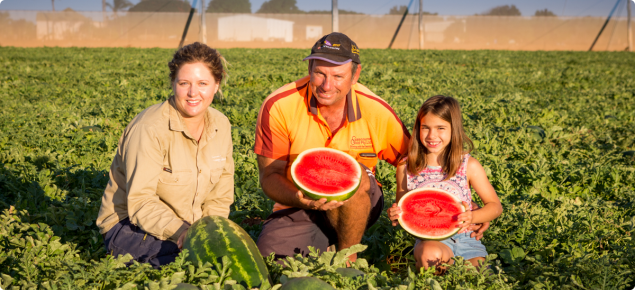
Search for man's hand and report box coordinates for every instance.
[297,192,346,211]
[177,230,187,249]
[468,201,489,240]
[467,221,489,241]
[387,203,401,226]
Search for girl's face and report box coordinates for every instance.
[419,113,452,154]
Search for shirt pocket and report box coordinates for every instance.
[157,170,193,207]
[210,167,223,184]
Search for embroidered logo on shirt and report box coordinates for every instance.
[163,167,172,173]
[211,156,226,162]
[350,136,372,149]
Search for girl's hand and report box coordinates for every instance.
[456,201,473,234]
[387,203,402,227]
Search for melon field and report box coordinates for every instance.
[0,46,634,289]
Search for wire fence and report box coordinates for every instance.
[0,10,632,51]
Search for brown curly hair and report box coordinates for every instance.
[168,42,227,86]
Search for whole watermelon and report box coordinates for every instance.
[335,267,365,278]
[182,216,270,289]
[280,277,335,290]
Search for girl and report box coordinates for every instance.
[387,95,503,273]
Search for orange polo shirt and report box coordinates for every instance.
[254,76,411,212]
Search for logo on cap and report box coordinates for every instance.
[325,40,332,46]
[351,44,360,55]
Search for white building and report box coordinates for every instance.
[218,14,293,42]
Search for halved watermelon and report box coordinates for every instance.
[291,148,362,202]
[397,188,465,240]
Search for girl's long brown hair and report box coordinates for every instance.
[405,95,473,179]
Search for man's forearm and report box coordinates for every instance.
[260,172,305,208]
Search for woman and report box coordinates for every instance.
[96,42,234,268]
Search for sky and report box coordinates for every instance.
[0,0,631,17]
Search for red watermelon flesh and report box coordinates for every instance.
[291,148,362,202]
[398,188,465,240]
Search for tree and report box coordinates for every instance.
[256,0,302,14]
[482,4,521,16]
[128,0,192,13]
[535,9,556,17]
[307,9,362,15]
[389,5,407,15]
[388,5,437,15]
[207,0,251,13]
[107,0,133,15]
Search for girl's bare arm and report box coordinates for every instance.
[466,156,503,224]
[387,163,409,226]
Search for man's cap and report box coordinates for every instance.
[303,32,361,65]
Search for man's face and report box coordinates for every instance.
[309,60,361,108]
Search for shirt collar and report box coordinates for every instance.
[167,97,217,140]
[306,82,362,122]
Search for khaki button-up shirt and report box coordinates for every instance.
[96,98,234,243]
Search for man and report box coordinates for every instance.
[254,33,485,262]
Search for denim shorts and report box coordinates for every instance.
[416,232,488,261]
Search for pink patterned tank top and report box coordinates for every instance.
[406,154,472,210]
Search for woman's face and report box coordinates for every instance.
[172,62,219,119]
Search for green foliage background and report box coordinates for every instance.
[0,47,634,289]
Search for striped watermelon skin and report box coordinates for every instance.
[182,216,269,289]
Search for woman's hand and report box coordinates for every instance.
[456,201,473,234]
[387,203,402,226]
[177,230,187,249]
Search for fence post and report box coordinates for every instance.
[628,0,632,52]
[418,0,424,49]
[332,0,339,32]
[201,0,207,44]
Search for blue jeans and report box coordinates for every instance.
[103,218,181,269]
[416,232,488,261]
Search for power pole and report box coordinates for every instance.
[332,0,339,32]
[589,0,622,51]
[201,0,207,44]
[51,0,55,11]
[179,0,199,48]
[628,0,632,52]
[102,0,107,23]
[418,0,424,49]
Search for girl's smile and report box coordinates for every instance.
[419,113,452,155]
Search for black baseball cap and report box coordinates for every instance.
[303,32,361,65]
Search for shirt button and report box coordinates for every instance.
[199,169,202,173]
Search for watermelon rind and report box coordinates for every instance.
[290,147,362,202]
[280,277,336,290]
[182,216,270,289]
[397,188,466,241]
